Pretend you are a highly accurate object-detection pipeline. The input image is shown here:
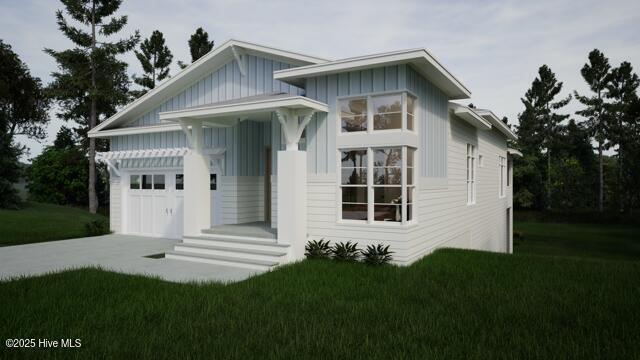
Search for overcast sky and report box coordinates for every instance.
[2,0,639,160]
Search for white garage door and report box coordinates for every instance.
[125,171,220,239]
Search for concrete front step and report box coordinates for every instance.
[165,251,278,271]
[183,234,290,252]
[174,242,287,263]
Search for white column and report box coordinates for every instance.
[183,121,211,237]
[277,150,307,261]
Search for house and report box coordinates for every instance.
[88,39,519,270]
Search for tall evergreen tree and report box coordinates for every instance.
[177,27,214,69]
[45,0,139,214]
[606,61,640,211]
[574,49,612,212]
[517,65,571,209]
[133,30,172,96]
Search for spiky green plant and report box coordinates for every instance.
[331,241,360,261]
[304,239,332,259]
[361,244,394,265]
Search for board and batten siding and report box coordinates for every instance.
[126,55,303,128]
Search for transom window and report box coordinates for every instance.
[340,147,416,224]
[340,92,416,133]
[466,144,476,205]
[499,156,506,198]
[130,174,165,190]
[174,173,218,191]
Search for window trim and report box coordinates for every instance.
[338,146,418,226]
[499,155,506,198]
[466,144,476,205]
[338,90,418,135]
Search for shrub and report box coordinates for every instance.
[513,230,524,241]
[331,241,360,262]
[305,239,332,259]
[85,219,110,237]
[361,244,394,266]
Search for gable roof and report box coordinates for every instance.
[449,103,492,130]
[89,39,328,134]
[274,48,471,100]
[473,108,517,141]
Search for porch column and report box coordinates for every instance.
[276,108,314,261]
[183,120,211,237]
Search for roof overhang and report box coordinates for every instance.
[449,103,492,130]
[507,148,523,157]
[473,109,518,141]
[158,95,329,125]
[88,39,328,135]
[88,123,182,138]
[274,48,471,100]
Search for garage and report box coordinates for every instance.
[124,170,220,239]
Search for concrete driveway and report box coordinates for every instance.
[0,234,261,283]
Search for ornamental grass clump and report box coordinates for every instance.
[331,241,360,262]
[361,244,394,265]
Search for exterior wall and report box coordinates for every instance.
[221,176,265,224]
[126,55,303,128]
[109,176,122,233]
[403,117,511,263]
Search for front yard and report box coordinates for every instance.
[0,202,109,247]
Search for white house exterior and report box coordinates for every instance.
[89,39,519,270]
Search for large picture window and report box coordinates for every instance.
[339,92,416,133]
[340,146,416,224]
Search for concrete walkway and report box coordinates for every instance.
[0,234,262,283]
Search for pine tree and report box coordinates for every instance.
[517,65,571,209]
[177,27,214,69]
[133,30,173,96]
[606,61,640,212]
[574,49,612,212]
[45,0,139,214]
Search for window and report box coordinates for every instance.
[340,98,367,133]
[176,174,184,190]
[341,149,368,220]
[339,92,416,133]
[142,175,153,189]
[130,175,140,189]
[373,94,402,130]
[507,158,512,187]
[210,174,217,190]
[499,156,506,198]
[153,174,165,190]
[340,146,416,224]
[478,154,484,167]
[466,144,476,205]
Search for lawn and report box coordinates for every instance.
[0,202,109,247]
[514,220,640,261]
[1,249,639,359]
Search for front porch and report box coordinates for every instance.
[203,222,277,240]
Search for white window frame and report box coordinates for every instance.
[338,91,418,135]
[499,155,506,198]
[338,146,417,226]
[466,144,476,205]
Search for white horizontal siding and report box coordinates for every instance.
[220,176,265,224]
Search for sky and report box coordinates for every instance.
[1,0,639,161]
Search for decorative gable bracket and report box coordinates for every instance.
[231,45,247,77]
[275,108,316,151]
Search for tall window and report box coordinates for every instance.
[339,92,416,133]
[340,147,416,223]
[466,144,476,205]
[499,156,506,198]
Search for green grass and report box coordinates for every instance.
[0,202,109,247]
[1,250,639,359]
[514,221,640,261]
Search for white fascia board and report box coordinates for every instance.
[449,103,492,130]
[274,49,472,99]
[474,109,518,141]
[159,96,329,122]
[88,123,183,138]
[89,39,328,134]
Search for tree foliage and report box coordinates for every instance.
[178,27,214,69]
[133,30,172,96]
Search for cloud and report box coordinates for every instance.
[2,0,639,160]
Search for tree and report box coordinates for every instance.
[177,27,214,69]
[605,61,639,212]
[517,65,571,209]
[133,30,172,96]
[0,40,50,147]
[0,117,22,209]
[45,0,139,213]
[27,126,107,206]
[574,49,612,212]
